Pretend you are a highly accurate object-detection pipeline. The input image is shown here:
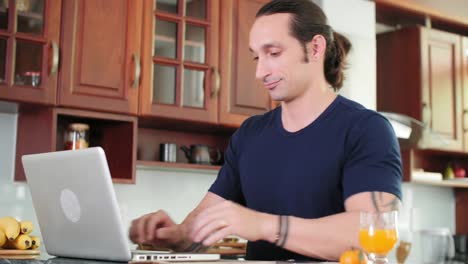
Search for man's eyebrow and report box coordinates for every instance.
[249,42,282,53]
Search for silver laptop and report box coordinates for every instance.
[22,147,220,262]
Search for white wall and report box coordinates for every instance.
[313,0,377,110]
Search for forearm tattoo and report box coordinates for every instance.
[371,192,400,212]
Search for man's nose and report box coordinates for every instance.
[255,59,269,81]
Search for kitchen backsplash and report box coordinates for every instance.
[0,109,455,262]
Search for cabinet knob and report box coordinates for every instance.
[131,54,141,89]
[48,41,59,75]
[210,67,220,98]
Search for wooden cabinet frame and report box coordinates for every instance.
[0,0,61,105]
[139,0,220,123]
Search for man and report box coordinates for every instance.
[130,0,402,261]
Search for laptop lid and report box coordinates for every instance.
[22,147,220,262]
[22,147,132,262]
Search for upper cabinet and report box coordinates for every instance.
[377,26,463,151]
[0,0,61,105]
[0,0,272,126]
[463,37,468,152]
[422,29,463,151]
[139,0,220,123]
[218,0,271,127]
[59,0,142,114]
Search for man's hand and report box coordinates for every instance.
[189,200,274,246]
[129,210,185,250]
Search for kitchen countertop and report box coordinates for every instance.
[0,258,338,264]
[0,258,123,264]
[0,258,126,264]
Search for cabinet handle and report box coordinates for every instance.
[49,41,59,75]
[422,102,432,126]
[210,67,220,98]
[464,110,468,132]
[131,54,141,89]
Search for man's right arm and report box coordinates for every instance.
[175,192,226,251]
[129,192,225,251]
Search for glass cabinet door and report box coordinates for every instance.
[15,0,43,87]
[0,0,61,104]
[140,0,219,123]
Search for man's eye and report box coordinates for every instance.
[253,56,259,61]
[270,52,280,57]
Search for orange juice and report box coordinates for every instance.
[359,228,398,255]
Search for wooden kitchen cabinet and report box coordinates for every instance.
[377,26,463,151]
[462,37,468,152]
[139,0,220,123]
[0,0,61,105]
[59,0,142,115]
[15,106,137,183]
[218,0,271,127]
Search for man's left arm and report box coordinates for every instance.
[188,191,400,261]
[281,191,400,260]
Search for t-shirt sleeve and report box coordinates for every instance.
[208,127,245,205]
[342,113,403,201]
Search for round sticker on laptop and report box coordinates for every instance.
[60,188,81,223]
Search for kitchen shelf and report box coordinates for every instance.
[401,149,468,182]
[137,126,229,166]
[136,160,220,174]
[412,179,468,188]
[15,106,137,183]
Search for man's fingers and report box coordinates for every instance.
[129,220,139,242]
[202,227,230,246]
[145,213,166,241]
[130,211,168,244]
[155,225,178,241]
[192,218,229,243]
[137,214,153,243]
[191,205,227,237]
[129,217,145,243]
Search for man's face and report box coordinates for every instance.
[249,13,314,102]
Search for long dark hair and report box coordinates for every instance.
[256,0,351,91]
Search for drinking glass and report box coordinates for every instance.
[359,211,399,264]
[395,225,413,263]
[396,240,412,264]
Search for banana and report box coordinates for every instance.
[19,220,33,235]
[0,229,6,247]
[30,235,40,249]
[3,234,32,250]
[0,216,20,241]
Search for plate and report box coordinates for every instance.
[0,249,40,259]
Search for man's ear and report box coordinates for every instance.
[307,34,327,61]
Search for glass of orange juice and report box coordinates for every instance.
[359,211,398,264]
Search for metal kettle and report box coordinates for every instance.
[180,144,221,165]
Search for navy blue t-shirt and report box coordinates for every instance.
[209,95,402,261]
